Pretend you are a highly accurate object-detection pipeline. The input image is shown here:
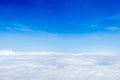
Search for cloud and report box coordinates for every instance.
[5,23,58,36]
[0,50,120,80]
[6,23,33,32]
[0,50,15,55]
[105,26,120,31]
[92,14,120,32]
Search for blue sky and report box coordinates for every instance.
[0,0,120,52]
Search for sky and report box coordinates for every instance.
[0,0,120,52]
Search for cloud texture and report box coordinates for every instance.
[0,50,120,80]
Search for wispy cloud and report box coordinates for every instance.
[5,22,58,36]
[6,23,33,32]
[91,14,120,32]
[105,26,120,31]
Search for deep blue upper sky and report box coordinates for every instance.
[0,0,120,34]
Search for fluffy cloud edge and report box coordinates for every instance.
[0,50,119,56]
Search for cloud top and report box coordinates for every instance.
[0,50,120,80]
[0,50,15,55]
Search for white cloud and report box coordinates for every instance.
[0,50,120,80]
[0,50,15,55]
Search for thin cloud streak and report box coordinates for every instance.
[105,26,120,31]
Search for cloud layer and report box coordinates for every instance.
[0,50,120,80]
